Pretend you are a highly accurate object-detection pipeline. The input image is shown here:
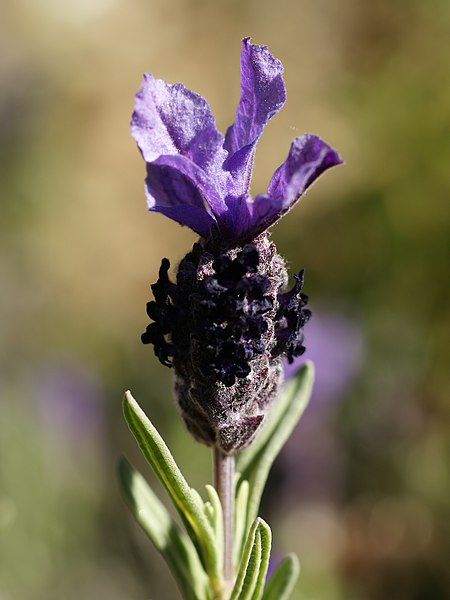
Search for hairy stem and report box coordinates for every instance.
[214,448,235,594]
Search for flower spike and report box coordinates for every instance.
[133,39,342,454]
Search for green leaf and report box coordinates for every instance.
[204,501,215,527]
[262,554,300,600]
[234,478,249,568]
[122,391,221,595]
[117,457,210,600]
[230,518,272,600]
[236,363,314,530]
[250,520,272,600]
[205,484,224,567]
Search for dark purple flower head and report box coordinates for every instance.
[131,37,342,243]
[132,39,342,454]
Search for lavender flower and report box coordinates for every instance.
[132,38,342,454]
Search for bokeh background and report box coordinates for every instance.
[1,0,449,598]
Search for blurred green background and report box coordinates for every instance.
[1,0,449,598]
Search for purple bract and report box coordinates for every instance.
[131,38,342,242]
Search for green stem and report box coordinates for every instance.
[214,448,235,595]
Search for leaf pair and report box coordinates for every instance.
[118,362,314,599]
[120,392,220,598]
[229,518,271,600]
[118,458,211,600]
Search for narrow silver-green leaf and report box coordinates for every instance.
[241,529,262,599]
[262,554,300,600]
[123,391,221,594]
[236,363,314,529]
[204,501,215,527]
[234,479,249,568]
[230,518,272,600]
[205,484,224,567]
[229,519,260,600]
[249,519,271,600]
[117,457,210,600]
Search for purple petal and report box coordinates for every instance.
[267,134,342,202]
[131,74,229,222]
[231,134,343,240]
[224,38,286,195]
[152,153,228,219]
[145,162,217,237]
[132,74,225,169]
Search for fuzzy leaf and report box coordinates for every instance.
[250,521,272,600]
[236,362,314,530]
[205,484,224,566]
[234,477,249,568]
[262,553,300,600]
[230,518,272,600]
[123,391,221,594]
[117,458,210,600]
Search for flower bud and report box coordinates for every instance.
[142,232,311,454]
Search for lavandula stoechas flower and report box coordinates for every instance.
[132,38,342,454]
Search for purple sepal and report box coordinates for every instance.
[218,414,264,454]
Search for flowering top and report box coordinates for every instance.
[131,38,342,243]
[132,39,342,453]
